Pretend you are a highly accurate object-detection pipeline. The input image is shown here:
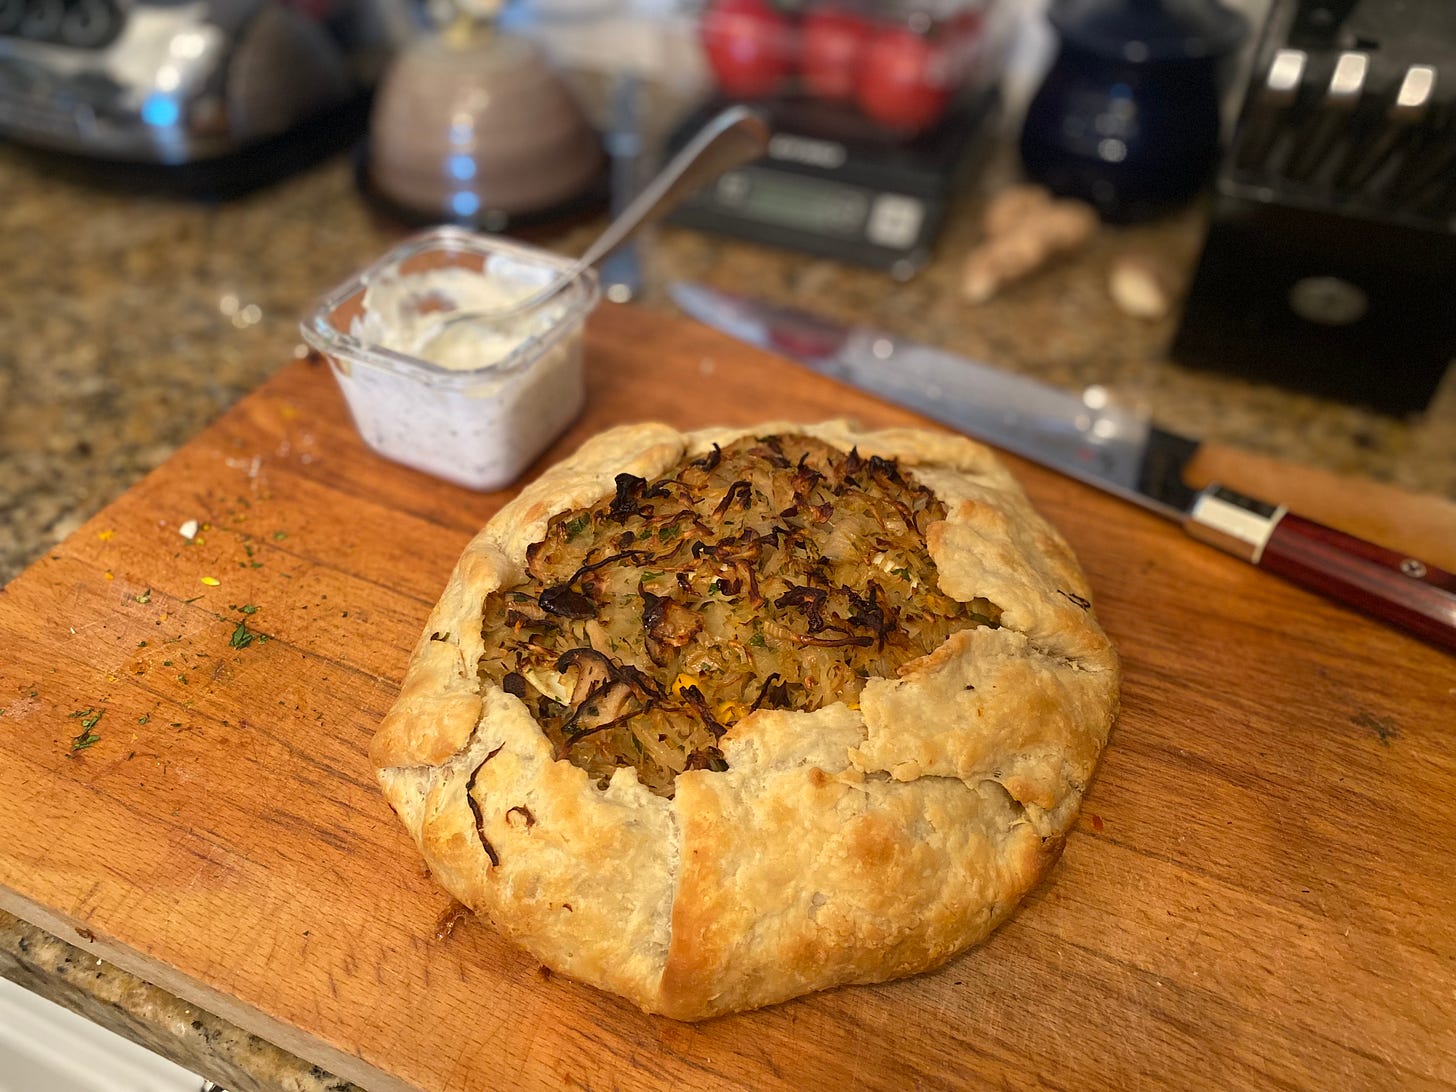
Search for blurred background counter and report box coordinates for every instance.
[4,143,1453,588]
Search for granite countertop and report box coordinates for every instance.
[1,139,1453,1091]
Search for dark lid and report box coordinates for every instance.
[1049,0,1248,63]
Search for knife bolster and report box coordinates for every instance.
[1185,485,1287,563]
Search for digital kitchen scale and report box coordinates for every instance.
[665,88,999,279]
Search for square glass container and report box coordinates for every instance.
[301,226,600,491]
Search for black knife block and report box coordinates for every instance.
[1170,0,1456,416]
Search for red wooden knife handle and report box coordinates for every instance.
[1185,485,1456,654]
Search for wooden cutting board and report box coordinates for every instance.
[1,306,1453,1092]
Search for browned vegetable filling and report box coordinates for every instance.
[477,434,1000,797]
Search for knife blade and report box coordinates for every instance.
[669,281,1456,653]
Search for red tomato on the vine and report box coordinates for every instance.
[701,0,794,100]
[856,26,954,132]
[800,7,870,103]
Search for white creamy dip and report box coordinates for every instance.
[353,262,568,372]
[325,250,595,491]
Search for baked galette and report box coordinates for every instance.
[372,421,1118,1019]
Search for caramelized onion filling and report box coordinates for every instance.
[477,434,1001,797]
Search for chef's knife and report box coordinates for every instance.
[1283,50,1369,184]
[669,281,1456,653]
[1233,48,1306,175]
[1333,64,1436,196]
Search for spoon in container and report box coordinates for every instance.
[423,104,771,341]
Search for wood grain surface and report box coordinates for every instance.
[1,305,1454,1092]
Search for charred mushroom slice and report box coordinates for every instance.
[556,648,616,705]
[750,673,791,711]
[564,681,638,740]
[642,592,704,664]
[609,473,650,522]
[775,584,829,632]
[539,585,597,620]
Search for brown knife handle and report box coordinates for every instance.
[1185,485,1456,654]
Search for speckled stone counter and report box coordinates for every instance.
[0,912,356,1092]
[1,139,1453,1091]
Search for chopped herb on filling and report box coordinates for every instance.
[477,435,1001,797]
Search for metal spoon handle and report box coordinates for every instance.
[575,103,769,276]
[442,105,769,328]
[600,72,645,303]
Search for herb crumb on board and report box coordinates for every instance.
[67,707,104,752]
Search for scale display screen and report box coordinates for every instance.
[712,168,869,238]
[666,90,998,275]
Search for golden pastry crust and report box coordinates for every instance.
[373,421,1119,1020]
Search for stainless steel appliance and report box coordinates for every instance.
[0,0,407,188]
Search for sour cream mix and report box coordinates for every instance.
[303,230,600,492]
